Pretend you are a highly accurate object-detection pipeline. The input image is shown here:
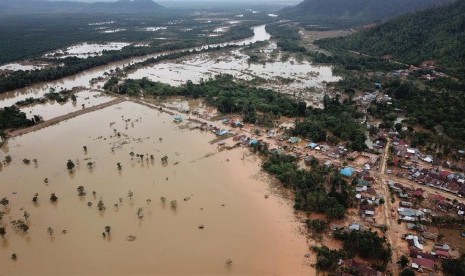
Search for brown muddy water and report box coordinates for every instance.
[0,101,312,275]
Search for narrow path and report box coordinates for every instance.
[6,98,125,138]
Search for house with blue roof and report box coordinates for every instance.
[340,167,355,177]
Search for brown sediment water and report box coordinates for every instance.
[7,98,125,138]
[0,101,312,275]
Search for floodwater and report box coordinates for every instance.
[0,25,271,109]
[20,90,114,121]
[127,42,340,92]
[44,42,131,59]
[0,101,312,275]
[0,63,49,72]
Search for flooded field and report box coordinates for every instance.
[44,42,131,59]
[0,25,271,109]
[128,43,339,90]
[0,62,50,72]
[0,101,312,275]
[20,90,114,121]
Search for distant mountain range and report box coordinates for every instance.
[315,0,465,68]
[280,0,452,27]
[0,0,164,14]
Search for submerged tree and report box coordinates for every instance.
[32,193,39,203]
[47,226,54,237]
[104,226,111,236]
[50,193,58,202]
[97,199,105,211]
[161,155,168,165]
[66,160,75,171]
[0,197,9,207]
[77,186,86,196]
[137,208,143,219]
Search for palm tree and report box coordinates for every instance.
[170,200,177,209]
[83,146,87,153]
[160,197,166,205]
[117,163,122,170]
[0,227,6,239]
[127,190,134,200]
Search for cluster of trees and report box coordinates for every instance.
[0,106,35,136]
[367,78,465,153]
[107,75,307,119]
[315,0,465,68]
[262,154,356,220]
[312,245,346,271]
[293,95,367,151]
[333,229,392,270]
[265,24,306,53]
[307,50,404,72]
[443,254,465,275]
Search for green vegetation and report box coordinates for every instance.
[315,0,465,69]
[443,254,465,275]
[0,106,35,136]
[110,75,367,146]
[262,154,356,220]
[279,0,451,28]
[106,75,306,118]
[266,23,306,53]
[312,245,345,271]
[0,12,260,93]
[293,95,367,151]
[306,219,328,234]
[334,229,392,270]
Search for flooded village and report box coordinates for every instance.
[1,5,465,276]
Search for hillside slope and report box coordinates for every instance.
[315,0,465,68]
[280,0,451,27]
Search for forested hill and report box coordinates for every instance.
[315,0,465,69]
[0,0,164,14]
[279,0,451,27]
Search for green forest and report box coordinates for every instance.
[315,0,465,69]
[279,0,451,28]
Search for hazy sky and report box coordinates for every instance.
[53,0,300,3]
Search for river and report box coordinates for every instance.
[0,25,271,109]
